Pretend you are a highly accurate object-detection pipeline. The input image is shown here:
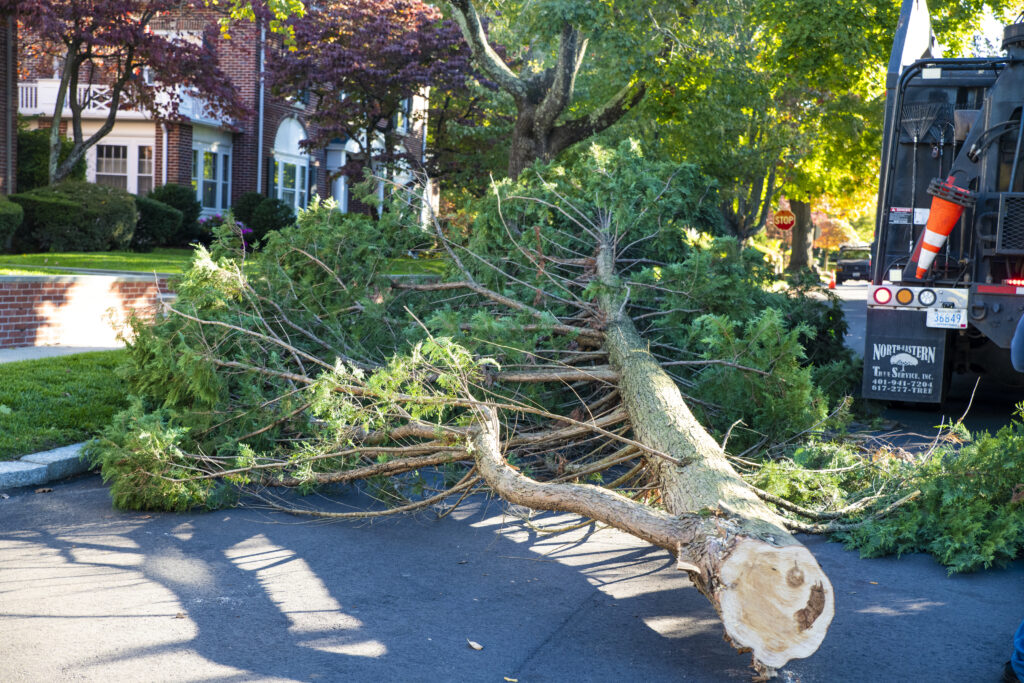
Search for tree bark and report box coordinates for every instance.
[468,238,835,672]
[786,199,815,273]
[595,238,833,670]
[447,0,646,178]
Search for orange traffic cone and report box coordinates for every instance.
[828,272,836,289]
[915,176,973,279]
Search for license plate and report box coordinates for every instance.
[926,308,967,329]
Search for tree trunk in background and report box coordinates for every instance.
[786,199,815,273]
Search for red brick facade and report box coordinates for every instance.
[16,9,431,211]
[0,15,15,194]
[0,275,172,348]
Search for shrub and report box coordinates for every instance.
[10,180,136,251]
[248,197,296,243]
[16,129,86,192]
[148,184,201,246]
[133,196,183,252]
[232,191,265,226]
[0,196,24,252]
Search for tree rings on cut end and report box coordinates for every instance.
[716,539,835,669]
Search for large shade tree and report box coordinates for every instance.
[5,0,248,185]
[445,0,674,178]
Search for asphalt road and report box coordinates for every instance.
[1,285,1022,682]
[2,472,1022,682]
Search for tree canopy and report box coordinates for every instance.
[267,0,472,180]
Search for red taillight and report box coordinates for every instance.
[873,287,893,304]
[1004,278,1024,287]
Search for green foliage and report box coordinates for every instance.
[467,141,723,273]
[10,180,136,252]
[16,128,85,192]
[688,309,827,450]
[836,419,1024,573]
[232,191,266,226]
[0,195,24,251]
[132,196,183,252]
[248,197,296,243]
[86,400,234,511]
[0,350,129,460]
[148,184,201,246]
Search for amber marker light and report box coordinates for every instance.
[896,288,915,305]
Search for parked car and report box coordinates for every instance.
[835,244,871,284]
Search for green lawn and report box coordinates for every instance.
[0,249,446,277]
[0,248,194,274]
[0,350,129,461]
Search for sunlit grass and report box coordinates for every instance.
[0,248,194,274]
[0,350,129,461]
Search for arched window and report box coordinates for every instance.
[271,118,310,210]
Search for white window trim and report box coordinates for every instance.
[87,140,154,195]
[272,151,310,211]
[192,141,233,215]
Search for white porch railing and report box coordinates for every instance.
[17,78,233,128]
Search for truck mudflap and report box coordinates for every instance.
[862,308,948,403]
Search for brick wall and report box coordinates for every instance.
[0,274,173,349]
[0,16,14,194]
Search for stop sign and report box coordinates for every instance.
[773,209,796,231]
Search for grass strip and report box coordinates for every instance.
[0,350,129,461]
[0,248,194,274]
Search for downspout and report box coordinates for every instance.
[256,24,266,193]
[6,17,14,193]
[161,122,168,186]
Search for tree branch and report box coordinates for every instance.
[447,0,527,100]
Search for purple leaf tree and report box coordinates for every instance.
[266,0,471,184]
[7,0,249,184]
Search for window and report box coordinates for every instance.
[202,151,218,208]
[273,159,308,210]
[272,119,311,211]
[96,145,128,189]
[137,146,153,195]
[192,146,232,212]
[394,98,411,134]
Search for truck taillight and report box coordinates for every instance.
[1004,278,1024,286]
[873,287,893,304]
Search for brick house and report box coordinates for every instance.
[16,9,430,216]
[0,12,14,195]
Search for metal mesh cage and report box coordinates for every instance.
[996,194,1024,254]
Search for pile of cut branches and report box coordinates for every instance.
[91,145,885,675]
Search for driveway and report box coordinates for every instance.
[2,475,1022,682]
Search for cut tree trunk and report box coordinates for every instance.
[467,240,835,674]
[600,241,835,669]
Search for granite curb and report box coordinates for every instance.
[0,443,90,490]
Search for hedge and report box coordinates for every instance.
[10,181,137,252]
[16,129,86,192]
[249,197,296,243]
[147,184,201,246]
[232,191,265,227]
[133,196,183,252]
[0,196,24,252]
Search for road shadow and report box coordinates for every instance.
[0,477,755,681]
